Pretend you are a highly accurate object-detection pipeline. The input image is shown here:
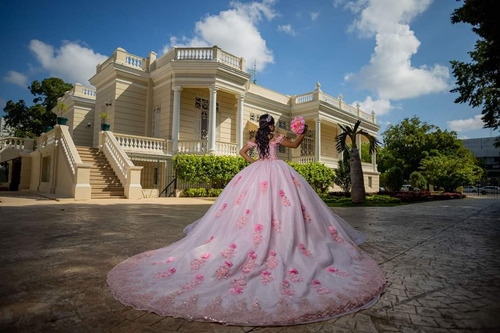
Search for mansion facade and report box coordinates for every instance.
[0,46,380,199]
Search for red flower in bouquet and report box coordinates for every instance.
[291,116,306,135]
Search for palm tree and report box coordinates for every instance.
[336,120,380,203]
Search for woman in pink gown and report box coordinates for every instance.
[107,114,385,326]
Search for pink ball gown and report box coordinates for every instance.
[107,134,386,326]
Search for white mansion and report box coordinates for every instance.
[0,46,380,199]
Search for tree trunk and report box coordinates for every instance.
[350,148,366,203]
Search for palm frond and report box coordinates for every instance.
[352,120,361,134]
[335,132,348,153]
[359,130,381,155]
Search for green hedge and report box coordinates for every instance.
[174,155,249,188]
[288,162,335,194]
[175,155,335,195]
[183,188,223,197]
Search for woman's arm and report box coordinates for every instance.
[281,125,308,149]
[239,140,256,163]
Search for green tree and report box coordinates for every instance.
[3,77,73,138]
[360,142,372,163]
[382,116,435,180]
[409,171,427,190]
[383,167,404,192]
[375,145,393,174]
[420,153,483,192]
[336,120,380,203]
[333,151,351,193]
[450,0,500,130]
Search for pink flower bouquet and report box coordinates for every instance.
[291,116,306,135]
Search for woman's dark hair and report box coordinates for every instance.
[255,114,275,159]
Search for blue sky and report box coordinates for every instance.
[1,0,498,139]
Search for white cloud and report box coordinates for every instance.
[352,96,394,116]
[29,40,108,85]
[4,71,28,88]
[277,24,296,36]
[342,0,449,101]
[310,12,319,21]
[0,97,6,109]
[163,0,276,72]
[447,115,484,132]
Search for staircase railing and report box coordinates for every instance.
[35,125,92,199]
[58,126,92,199]
[0,137,35,163]
[160,176,177,197]
[99,130,143,199]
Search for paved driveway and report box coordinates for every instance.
[0,193,499,332]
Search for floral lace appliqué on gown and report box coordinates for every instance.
[108,134,385,326]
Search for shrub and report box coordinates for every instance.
[207,188,223,197]
[366,194,401,204]
[174,155,249,188]
[183,188,207,197]
[288,162,335,194]
[409,171,427,190]
[382,167,404,192]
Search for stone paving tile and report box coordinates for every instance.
[1,193,499,332]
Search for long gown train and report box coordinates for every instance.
[107,135,386,326]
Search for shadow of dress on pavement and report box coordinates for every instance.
[107,134,386,326]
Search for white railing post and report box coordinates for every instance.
[59,125,91,199]
[100,131,143,199]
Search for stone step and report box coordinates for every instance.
[75,146,125,199]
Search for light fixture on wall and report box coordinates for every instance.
[87,121,92,127]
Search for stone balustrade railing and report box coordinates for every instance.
[215,141,238,156]
[0,137,34,152]
[295,93,314,104]
[170,140,238,155]
[97,48,148,72]
[59,126,83,176]
[36,128,56,150]
[177,140,209,154]
[320,156,339,169]
[99,131,143,199]
[294,91,376,124]
[291,155,316,164]
[0,137,35,163]
[172,46,244,71]
[114,133,168,155]
[71,83,96,98]
[35,125,92,199]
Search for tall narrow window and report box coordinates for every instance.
[195,97,209,140]
[300,129,314,156]
[195,97,218,140]
[41,156,51,182]
[152,105,160,137]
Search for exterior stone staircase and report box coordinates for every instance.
[76,146,125,199]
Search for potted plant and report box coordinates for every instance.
[56,102,69,125]
[100,112,110,131]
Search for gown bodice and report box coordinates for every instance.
[247,134,283,160]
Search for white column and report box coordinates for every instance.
[172,86,182,153]
[237,94,245,150]
[208,85,218,153]
[372,150,377,171]
[315,118,321,162]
